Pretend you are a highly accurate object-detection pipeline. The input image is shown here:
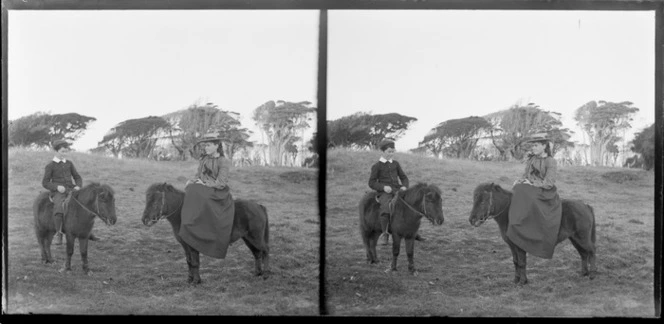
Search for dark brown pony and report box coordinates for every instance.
[33,182,117,275]
[469,183,597,284]
[141,183,270,284]
[359,183,444,274]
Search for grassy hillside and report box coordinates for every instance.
[325,148,655,316]
[6,148,319,315]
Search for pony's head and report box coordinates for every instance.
[142,182,180,226]
[469,182,510,227]
[76,182,117,225]
[403,183,444,226]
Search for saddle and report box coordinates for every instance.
[48,191,73,215]
[372,190,401,215]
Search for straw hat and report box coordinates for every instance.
[196,132,223,144]
[524,132,550,143]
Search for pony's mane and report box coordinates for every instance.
[146,182,182,195]
[73,182,114,202]
[473,182,511,202]
[403,182,442,201]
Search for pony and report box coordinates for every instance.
[33,182,117,275]
[359,183,444,274]
[141,183,270,284]
[469,182,597,284]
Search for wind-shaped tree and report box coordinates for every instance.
[252,100,316,166]
[418,116,491,159]
[574,100,639,166]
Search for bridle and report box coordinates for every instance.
[481,190,509,224]
[70,191,110,225]
[154,191,182,222]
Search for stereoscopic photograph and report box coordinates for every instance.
[5,9,320,315]
[2,1,660,319]
[324,9,656,316]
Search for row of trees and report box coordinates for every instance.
[9,100,317,167]
[94,100,316,166]
[327,100,653,169]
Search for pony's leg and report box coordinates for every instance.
[502,235,521,284]
[44,232,56,263]
[190,249,201,284]
[178,241,197,284]
[368,232,380,264]
[79,238,91,275]
[61,234,75,272]
[569,236,596,279]
[405,238,417,275]
[390,233,402,271]
[241,238,263,276]
[515,248,528,285]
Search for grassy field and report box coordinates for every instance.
[5,148,319,315]
[325,148,655,317]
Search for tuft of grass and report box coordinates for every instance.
[6,147,319,315]
[325,148,655,317]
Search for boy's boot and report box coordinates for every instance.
[379,213,390,245]
[53,213,64,245]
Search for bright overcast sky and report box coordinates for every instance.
[328,10,655,152]
[8,10,319,151]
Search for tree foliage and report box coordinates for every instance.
[9,112,96,148]
[630,123,655,170]
[327,112,374,149]
[252,100,316,166]
[327,112,417,150]
[486,103,573,160]
[49,113,97,142]
[163,103,252,160]
[574,100,639,166]
[418,116,491,158]
[8,112,52,147]
[98,116,170,158]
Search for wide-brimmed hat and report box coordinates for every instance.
[378,139,395,151]
[524,132,551,144]
[52,139,70,151]
[196,132,223,144]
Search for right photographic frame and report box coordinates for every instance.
[324,9,658,317]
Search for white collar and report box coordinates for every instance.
[53,156,67,163]
[379,157,393,163]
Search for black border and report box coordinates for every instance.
[2,0,662,319]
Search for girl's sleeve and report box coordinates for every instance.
[206,157,230,189]
[534,158,557,189]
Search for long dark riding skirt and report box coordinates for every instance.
[179,184,235,259]
[506,183,562,259]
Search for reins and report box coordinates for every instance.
[396,190,431,221]
[70,192,107,224]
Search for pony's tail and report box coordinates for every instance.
[587,204,596,244]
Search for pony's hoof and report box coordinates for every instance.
[588,271,597,280]
[410,270,419,276]
[189,278,202,285]
[85,270,94,276]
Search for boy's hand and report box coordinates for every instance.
[57,185,66,193]
[73,186,80,191]
[400,186,407,191]
[383,186,392,193]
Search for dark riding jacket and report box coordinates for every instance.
[42,158,83,192]
[368,158,409,192]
